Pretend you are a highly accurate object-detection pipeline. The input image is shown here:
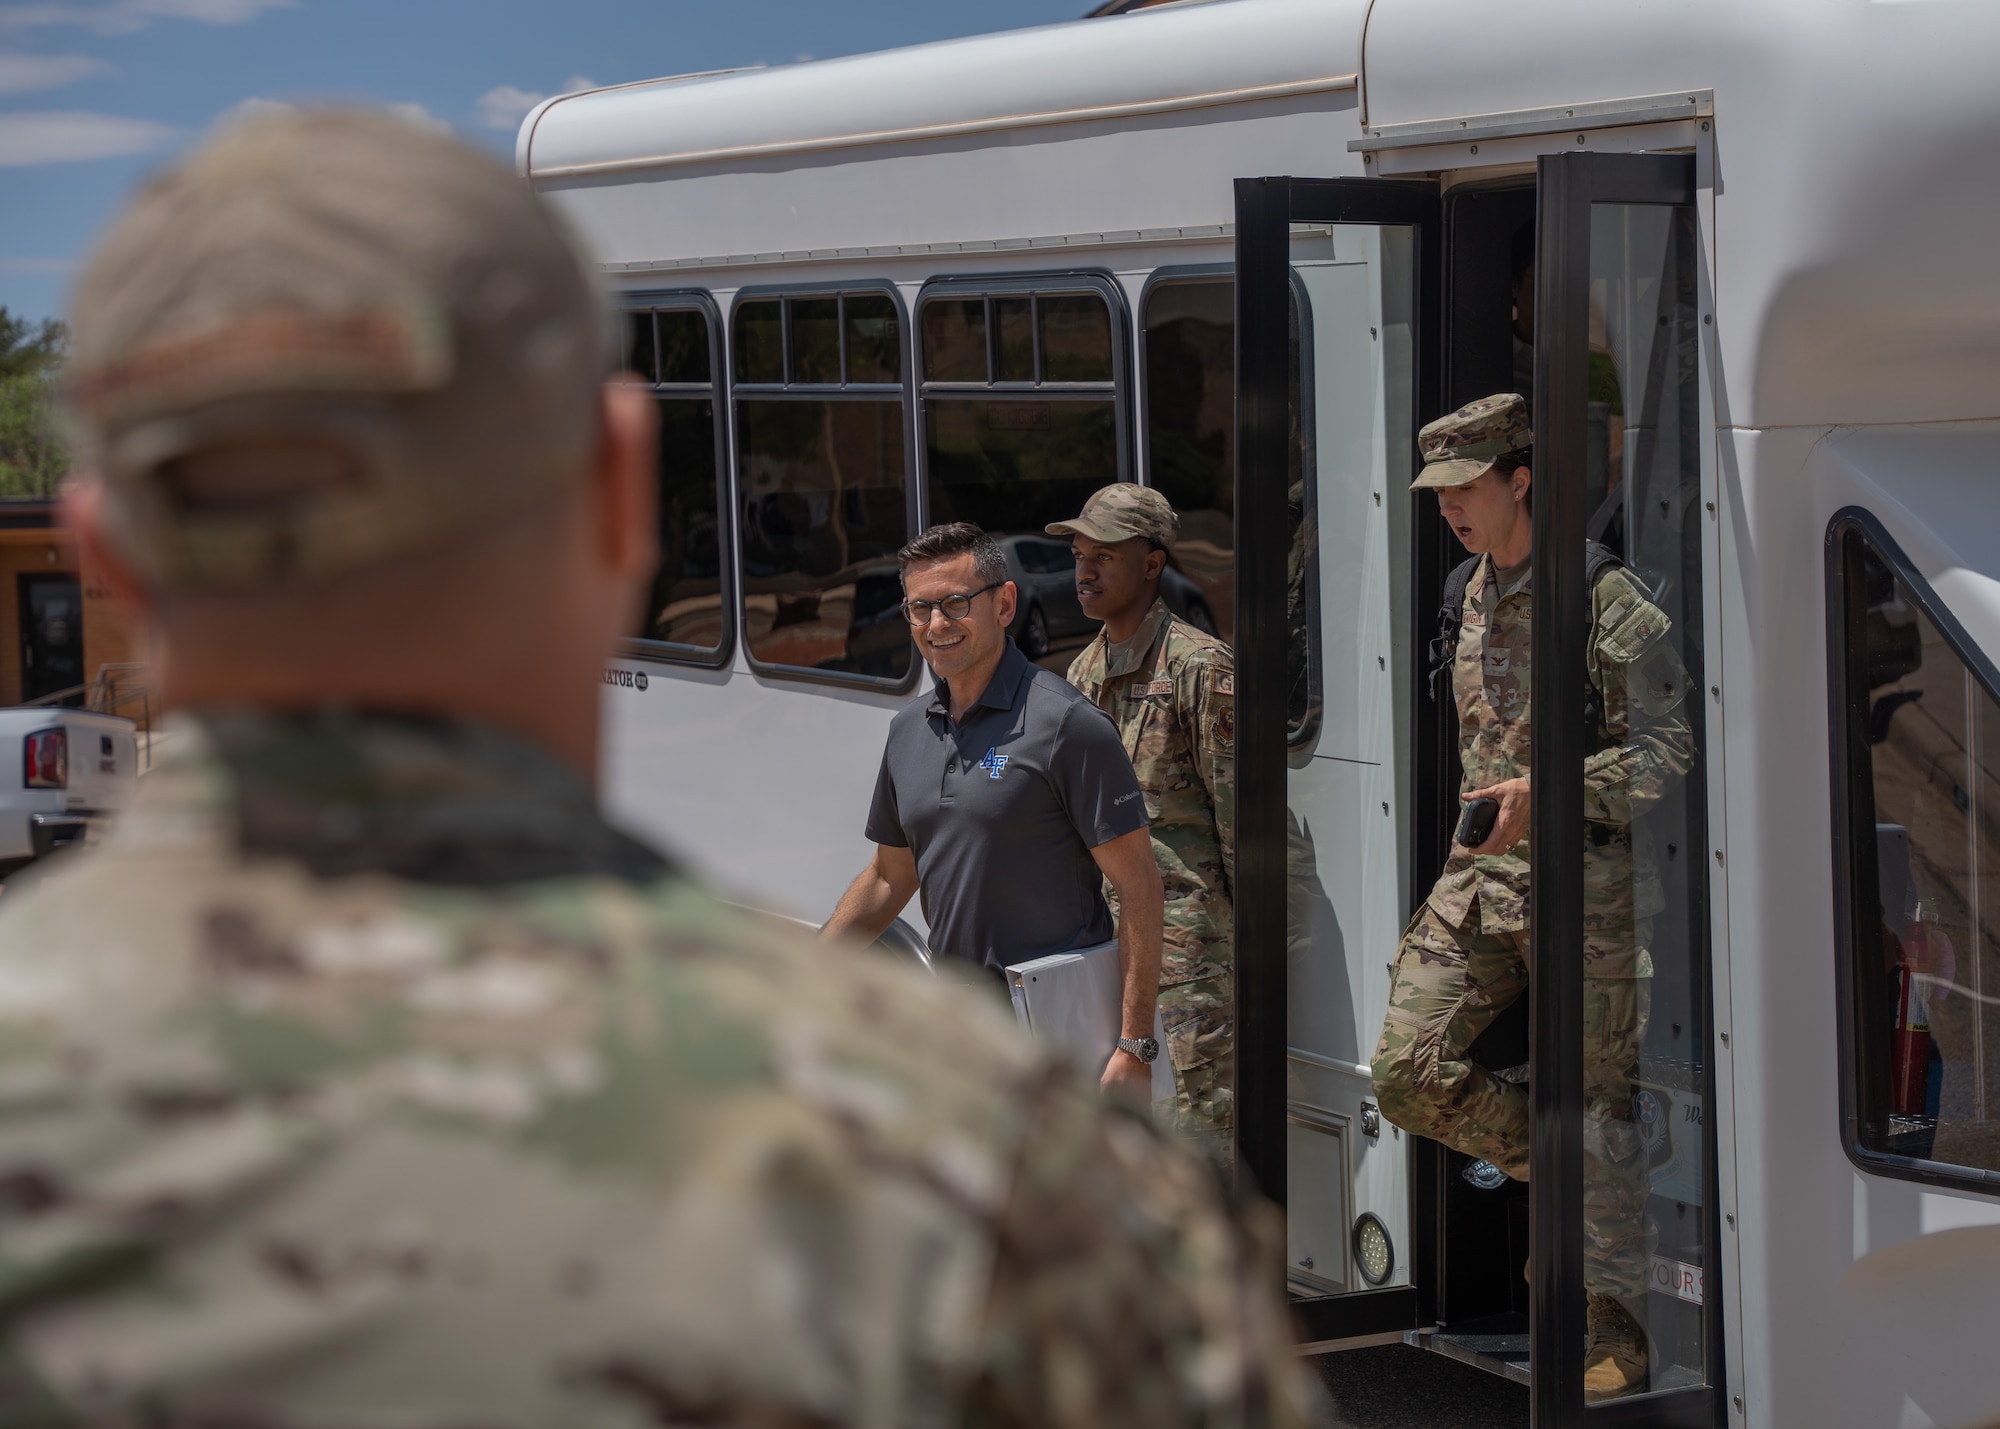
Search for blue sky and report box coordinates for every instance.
[0,0,1089,325]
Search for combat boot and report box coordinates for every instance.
[1583,1292,1648,1402]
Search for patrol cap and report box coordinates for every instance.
[63,107,608,590]
[1408,392,1532,491]
[1046,483,1179,549]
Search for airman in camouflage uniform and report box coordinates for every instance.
[1368,393,1693,1399]
[0,109,1321,1428]
[1052,486,1236,1160]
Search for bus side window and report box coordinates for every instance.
[624,302,732,666]
[1836,517,2000,1187]
[917,280,1126,671]
[733,287,915,687]
[1141,275,1309,738]
[1142,279,1233,644]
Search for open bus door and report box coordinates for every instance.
[1234,175,1441,1348]
[1235,153,1724,1426]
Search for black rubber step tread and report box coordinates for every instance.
[1312,1343,1529,1429]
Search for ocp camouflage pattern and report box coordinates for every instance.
[1372,555,1692,1299]
[1409,393,1535,491]
[0,710,1318,1428]
[1425,557,1695,976]
[1369,909,1654,1297]
[1068,599,1236,1155]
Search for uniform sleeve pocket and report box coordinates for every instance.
[1600,601,1689,717]
[1599,599,1668,666]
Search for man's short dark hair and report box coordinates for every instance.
[899,522,1007,588]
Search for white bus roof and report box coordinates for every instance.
[525,0,2000,432]
[518,0,1358,182]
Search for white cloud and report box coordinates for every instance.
[0,0,292,36]
[212,96,451,136]
[210,93,286,129]
[0,48,106,93]
[475,84,540,131]
[475,76,596,132]
[0,108,170,163]
[135,0,287,19]
[384,100,448,133]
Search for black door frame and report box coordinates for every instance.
[1530,149,1719,1429]
[1235,155,1725,1425]
[1233,175,1443,1344]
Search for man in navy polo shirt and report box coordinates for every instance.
[823,521,1166,1096]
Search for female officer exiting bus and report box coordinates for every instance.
[1369,392,1694,1402]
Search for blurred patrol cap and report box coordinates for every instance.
[1046,483,1179,549]
[62,106,607,590]
[1408,392,1532,491]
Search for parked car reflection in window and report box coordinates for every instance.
[917,280,1128,672]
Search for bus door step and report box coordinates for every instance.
[1405,1315,1530,1386]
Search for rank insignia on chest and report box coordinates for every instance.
[979,748,1009,779]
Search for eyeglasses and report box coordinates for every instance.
[900,581,1002,626]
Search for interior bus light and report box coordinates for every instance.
[24,728,66,789]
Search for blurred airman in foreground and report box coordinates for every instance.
[0,109,1318,1427]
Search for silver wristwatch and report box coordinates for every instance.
[1117,1035,1160,1064]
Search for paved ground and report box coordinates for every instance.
[1312,1344,1528,1429]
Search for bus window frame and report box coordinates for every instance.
[1827,504,2000,1199]
[912,270,1134,522]
[1137,262,1322,753]
[727,279,922,694]
[619,289,736,671]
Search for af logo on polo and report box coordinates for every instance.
[979,748,1009,779]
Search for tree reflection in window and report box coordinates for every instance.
[1840,522,2000,1179]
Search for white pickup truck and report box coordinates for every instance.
[0,708,139,872]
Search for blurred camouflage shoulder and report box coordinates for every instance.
[0,714,1314,1427]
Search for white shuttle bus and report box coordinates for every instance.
[520,1,2000,1422]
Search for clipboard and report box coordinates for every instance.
[1005,940,1175,1103]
